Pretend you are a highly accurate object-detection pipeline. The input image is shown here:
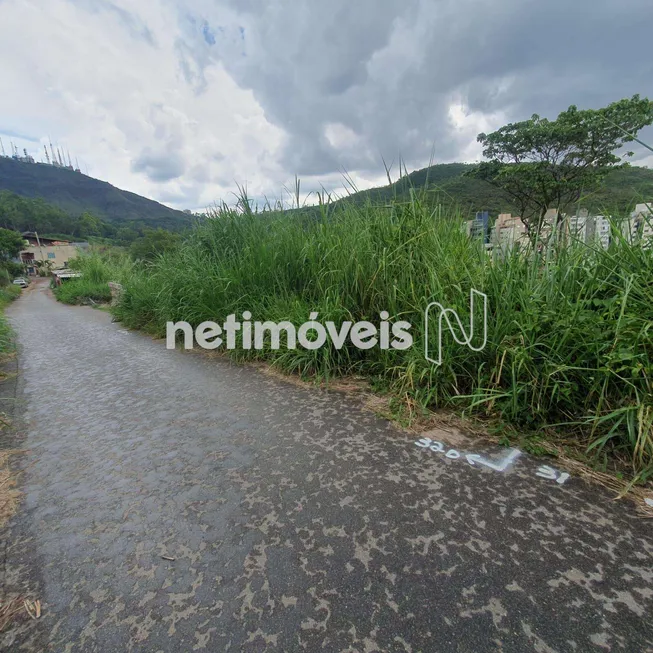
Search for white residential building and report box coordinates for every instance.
[630,202,653,247]
[619,203,653,246]
[590,215,611,249]
[491,213,529,252]
[566,210,611,249]
[567,211,588,241]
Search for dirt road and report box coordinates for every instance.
[2,283,652,651]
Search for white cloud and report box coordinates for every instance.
[0,0,285,210]
[1,0,652,212]
[447,101,508,163]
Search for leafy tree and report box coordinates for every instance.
[0,191,72,234]
[115,226,140,244]
[0,228,26,261]
[77,211,102,237]
[4,260,25,277]
[468,95,653,234]
[129,228,181,261]
[0,192,138,242]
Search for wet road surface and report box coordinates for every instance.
[1,282,652,652]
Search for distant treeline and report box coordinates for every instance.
[287,163,653,220]
[0,157,192,231]
[0,190,177,244]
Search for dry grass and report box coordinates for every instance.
[0,597,41,633]
[533,442,653,518]
[0,353,16,383]
[0,448,23,529]
[0,449,33,635]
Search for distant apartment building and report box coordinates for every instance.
[20,232,85,274]
[538,208,562,244]
[567,209,611,249]
[466,207,643,253]
[567,209,588,241]
[624,202,653,247]
[491,213,529,252]
[589,215,611,249]
[465,211,490,244]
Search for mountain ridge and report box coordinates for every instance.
[340,162,653,216]
[0,157,191,231]
[3,155,652,229]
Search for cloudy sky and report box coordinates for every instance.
[1,0,652,211]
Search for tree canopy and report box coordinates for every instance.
[468,95,653,233]
[0,191,152,243]
[0,228,26,261]
[129,228,181,261]
[0,190,113,238]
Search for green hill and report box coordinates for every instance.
[339,163,653,217]
[0,157,191,231]
[4,154,651,230]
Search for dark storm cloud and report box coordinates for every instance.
[187,0,653,176]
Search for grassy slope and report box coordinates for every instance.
[0,158,192,231]
[0,284,21,539]
[0,285,21,356]
[107,196,653,480]
[53,251,133,305]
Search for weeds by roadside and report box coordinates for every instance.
[53,278,112,305]
[53,252,132,305]
[0,284,22,528]
[0,448,22,528]
[64,192,653,485]
[0,285,21,357]
[0,284,41,633]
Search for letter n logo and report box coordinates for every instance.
[424,289,488,365]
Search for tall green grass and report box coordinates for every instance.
[53,250,134,305]
[111,195,652,475]
[0,285,22,356]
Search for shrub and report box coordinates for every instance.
[54,250,133,305]
[111,197,652,472]
[0,284,22,355]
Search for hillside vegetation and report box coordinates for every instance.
[74,193,652,482]
[4,152,652,232]
[327,163,653,218]
[0,158,191,231]
[0,190,114,238]
[52,96,653,483]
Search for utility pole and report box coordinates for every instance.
[34,231,45,269]
[44,145,50,165]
